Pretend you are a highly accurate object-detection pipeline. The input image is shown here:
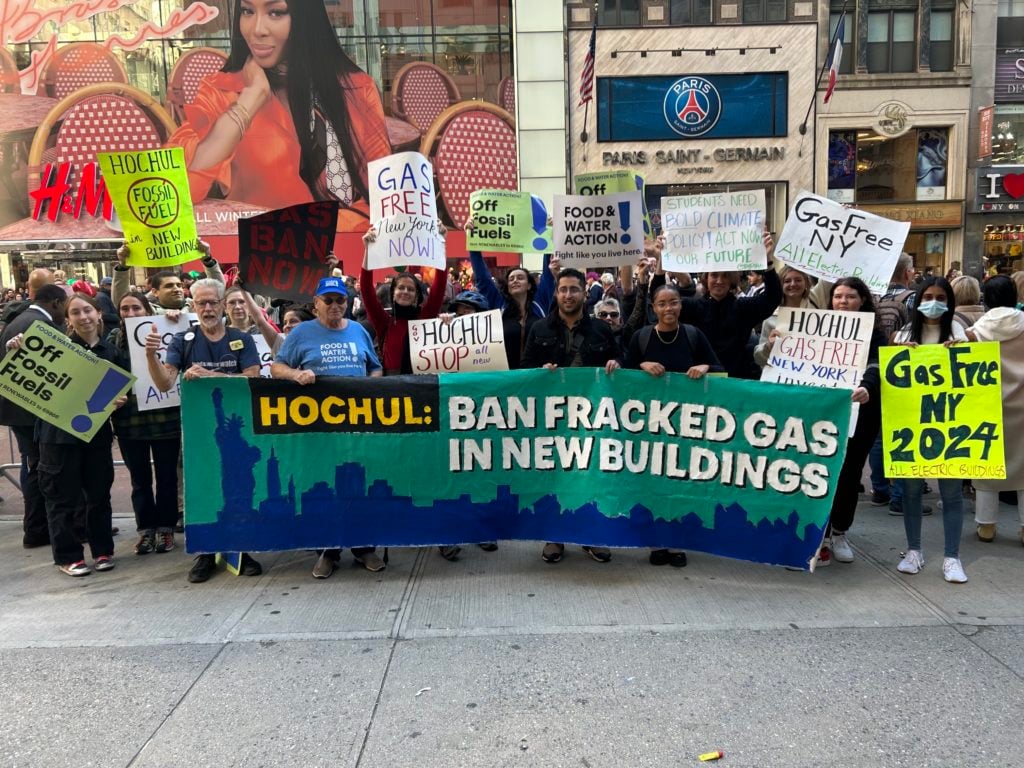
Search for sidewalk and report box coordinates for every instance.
[1,489,1023,767]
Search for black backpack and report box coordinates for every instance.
[636,323,702,357]
[875,289,913,343]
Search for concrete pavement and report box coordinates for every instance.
[1,482,1023,767]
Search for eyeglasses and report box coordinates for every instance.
[318,296,347,305]
[193,299,222,308]
[597,312,620,319]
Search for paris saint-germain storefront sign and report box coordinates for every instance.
[664,77,722,137]
[598,73,788,142]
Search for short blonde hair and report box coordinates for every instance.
[951,275,980,306]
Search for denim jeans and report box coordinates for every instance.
[903,478,963,558]
[868,434,889,494]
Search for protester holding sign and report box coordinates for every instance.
[112,240,225,316]
[967,276,1024,545]
[753,266,817,369]
[108,292,182,557]
[360,225,449,375]
[167,0,391,230]
[622,282,723,568]
[33,295,126,577]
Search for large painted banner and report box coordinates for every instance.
[181,370,853,569]
[774,192,910,294]
[661,190,767,273]
[553,192,645,268]
[367,152,445,269]
[237,202,339,303]
[880,343,1005,479]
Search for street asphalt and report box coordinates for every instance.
[1,454,1022,767]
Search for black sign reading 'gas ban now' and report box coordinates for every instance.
[249,376,440,434]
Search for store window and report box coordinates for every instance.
[992,107,1024,163]
[929,7,954,72]
[670,0,713,25]
[867,7,916,73]
[827,128,949,203]
[598,0,642,26]
[742,0,787,23]
[983,225,1024,276]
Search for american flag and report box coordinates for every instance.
[578,21,596,107]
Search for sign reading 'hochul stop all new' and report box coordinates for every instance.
[0,322,135,442]
[98,147,201,268]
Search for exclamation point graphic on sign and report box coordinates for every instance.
[618,201,632,244]
[530,195,548,250]
[70,367,132,433]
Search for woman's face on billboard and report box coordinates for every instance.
[240,0,291,69]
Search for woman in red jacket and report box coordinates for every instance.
[167,0,391,231]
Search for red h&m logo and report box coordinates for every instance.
[30,161,113,223]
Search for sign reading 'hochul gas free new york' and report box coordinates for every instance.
[181,371,852,570]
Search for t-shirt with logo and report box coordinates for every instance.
[275,319,381,377]
[166,326,260,375]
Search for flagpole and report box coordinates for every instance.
[580,3,597,143]
[798,0,847,136]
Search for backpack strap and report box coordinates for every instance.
[637,325,654,357]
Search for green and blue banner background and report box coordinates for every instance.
[182,370,851,569]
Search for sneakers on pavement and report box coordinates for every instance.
[93,555,115,572]
[175,516,185,533]
[239,553,263,577]
[942,557,968,583]
[57,560,91,577]
[478,542,499,552]
[155,528,175,553]
[134,530,156,555]
[438,545,462,561]
[354,551,386,572]
[831,533,854,563]
[188,554,217,583]
[582,546,612,563]
[815,544,832,568]
[889,501,932,516]
[312,552,336,579]
[869,490,891,506]
[976,523,996,542]
[897,549,924,574]
[541,542,564,563]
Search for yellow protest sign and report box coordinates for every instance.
[880,342,1005,479]
[98,147,201,267]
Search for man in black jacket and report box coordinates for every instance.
[522,267,620,564]
[0,284,68,548]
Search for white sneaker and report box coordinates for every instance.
[897,549,924,574]
[942,557,968,583]
[831,533,854,563]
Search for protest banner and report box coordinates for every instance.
[98,148,200,267]
[661,190,767,272]
[366,151,445,269]
[553,192,645,268]
[0,321,134,442]
[466,190,551,253]
[125,314,198,411]
[409,310,508,374]
[880,343,1005,479]
[237,202,339,303]
[574,169,653,237]
[182,371,852,569]
[774,192,910,294]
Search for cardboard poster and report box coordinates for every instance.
[98,148,201,267]
[552,192,645,268]
[125,314,199,411]
[574,170,653,237]
[408,310,508,373]
[0,321,134,442]
[237,202,339,303]
[774,192,910,295]
[880,343,1005,479]
[254,334,273,378]
[760,308,873,388]
[466,190,551,253]
[366,152,445,269]
[661,190,767,272]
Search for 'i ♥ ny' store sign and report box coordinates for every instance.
[975,166,1024,212]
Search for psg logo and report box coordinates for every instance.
[663,77,722,137]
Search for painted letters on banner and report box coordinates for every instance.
[0,321,134,441]
[125,314,198,411]
[98,148,201,267]
[182,371,852,570]
[366,152,445,269]
[553,192,645,268]
[774,192,910,294]
[466,190,551,253]
[237,202,339,303]
[880,343,1005,479]
[661,190,767,272]
[409,310,508,374]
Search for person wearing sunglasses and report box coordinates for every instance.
[272,276,384,579]
[594,298,622,330]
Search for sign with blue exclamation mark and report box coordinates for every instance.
[552,191,646,268]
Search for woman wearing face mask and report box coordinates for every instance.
[753,266,817,369]
[108,292,183,557]
[360,225,448,374]
[891,277,969,583]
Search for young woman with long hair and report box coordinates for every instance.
[169,0,391,229]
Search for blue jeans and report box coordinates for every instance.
[903,478,963,558]
[868,434,889,494]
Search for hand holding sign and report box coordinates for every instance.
[367,152,445,269]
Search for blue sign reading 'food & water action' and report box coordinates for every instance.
[597,73,788,142]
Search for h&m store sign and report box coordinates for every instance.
[974,166,1024,212]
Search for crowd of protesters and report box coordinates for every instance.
[1,231,1023,587]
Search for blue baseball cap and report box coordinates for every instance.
[315,277,348,297]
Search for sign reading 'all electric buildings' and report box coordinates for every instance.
[597,73,788,142]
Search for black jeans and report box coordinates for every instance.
[829,402,881,534]
[38,441,115,565]
[118,436,181,531]
[11,425,48,544]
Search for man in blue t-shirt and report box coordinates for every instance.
[271,276,384,579]
[145,278,262,584]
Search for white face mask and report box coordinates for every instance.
[917,299,948,319]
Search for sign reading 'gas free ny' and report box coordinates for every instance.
[367,151,445,269]
[0,321,134,442]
